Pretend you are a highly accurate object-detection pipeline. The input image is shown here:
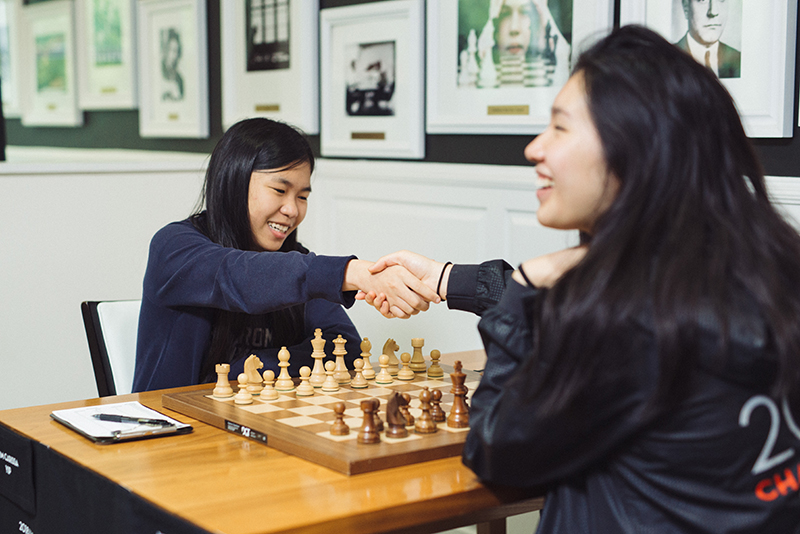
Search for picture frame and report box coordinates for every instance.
[320,0,424,160]
[19,0,83,127]
[137,0,208,138]
[0,0,22,118]
[75,0,137,110]
[221,0,319,134]
[426,0,614,135]
[620,0,797,138]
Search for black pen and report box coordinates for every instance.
[93,413,175,426]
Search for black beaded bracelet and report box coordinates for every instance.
[436,262,453,299]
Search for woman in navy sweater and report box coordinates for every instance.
[133,118,436,392]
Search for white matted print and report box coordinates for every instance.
[19,0,83,127]
[427,0,614,135]
[221,0,318,133]
[320,0,424,159]
[75,0,137,110]
[621,0,797,138]
[137,0,208,138]
[0,0,22,118]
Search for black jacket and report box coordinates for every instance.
[448,261,800,533]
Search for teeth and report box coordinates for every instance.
[268,222,289,233]
[536,177,554,189]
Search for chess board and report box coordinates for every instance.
[161,365,481,475]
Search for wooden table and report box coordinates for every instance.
[0,372,542,533]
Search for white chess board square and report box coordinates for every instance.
[316,430,358,442]
[343,407,363,419]
[384,433,423,443]
[240,402,284,414]
[288,405,332,416]
[414,379,448,388]
[276,415,324,427]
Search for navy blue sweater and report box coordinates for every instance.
[133,218,360,392]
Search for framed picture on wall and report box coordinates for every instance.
[0,0,22,118]
[320,0,424,159]
[221,0,318,133]
[19,0,83,127]
[137,0,208,138]
[75,0,137,110]
[426,0,614,135]
[621,0,797,138]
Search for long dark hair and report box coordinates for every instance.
[528,25,800,414]
[191,118,315,381]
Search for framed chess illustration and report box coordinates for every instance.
[320,0,424,160]
[0,0,22,118]
[221,0,319,134]
[426,0,614,135]
[621,0,797,138]
[75,0,137,110]
[19,0,83,127]
[136,0,208,138]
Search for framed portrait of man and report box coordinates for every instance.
[427,0,614,135]
[621,0,797,138]
[221,0,318,133]
[137,0,208,138]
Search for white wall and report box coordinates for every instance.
[2,147,799,411]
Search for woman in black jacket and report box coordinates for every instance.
[364,26,800,533]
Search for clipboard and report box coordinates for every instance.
[50,401,193,443]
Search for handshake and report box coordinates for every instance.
[344,250,451,319]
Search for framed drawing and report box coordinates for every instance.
[427,0,614,135]
[620,0,797,138]
[19,0,83,127]
[137,0,208,138]
[75,0,137,110]
[0,0,22,118]
[221,0,319,134]
[320,0,424,159]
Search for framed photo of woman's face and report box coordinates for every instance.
[426,0,614,135]
[320,0,424,159]
[19,0,83,127]
[620,0,797,138]
[221,0,318,134]
[137,0,208,138]
[75,0,137,110]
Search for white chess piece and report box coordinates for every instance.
[213,363,233,398]
[477,20,498,88]
[296,366,315,396]
[375,353,394,385]
[260,370,279,400]
[275,346,295,392]
[333,335,350,385]
[351,359,368,389]
[310,328,326,388]
[360,338,375,380]
[397,352,415,381]
[234,373,253,405]
[322,360,340,392]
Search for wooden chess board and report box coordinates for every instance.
[162,365,480,475]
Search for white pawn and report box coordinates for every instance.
[375,353,394,385]
[310,328,327,388]
[322,360,340,392]
[360,338,375,380]
[351,359,368,389]
[296,366,315,396]
[260,370,279,400]
[427,349,444,379]
[234,373,253,405]
[397,352,415,381]
[275,346,295,392]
